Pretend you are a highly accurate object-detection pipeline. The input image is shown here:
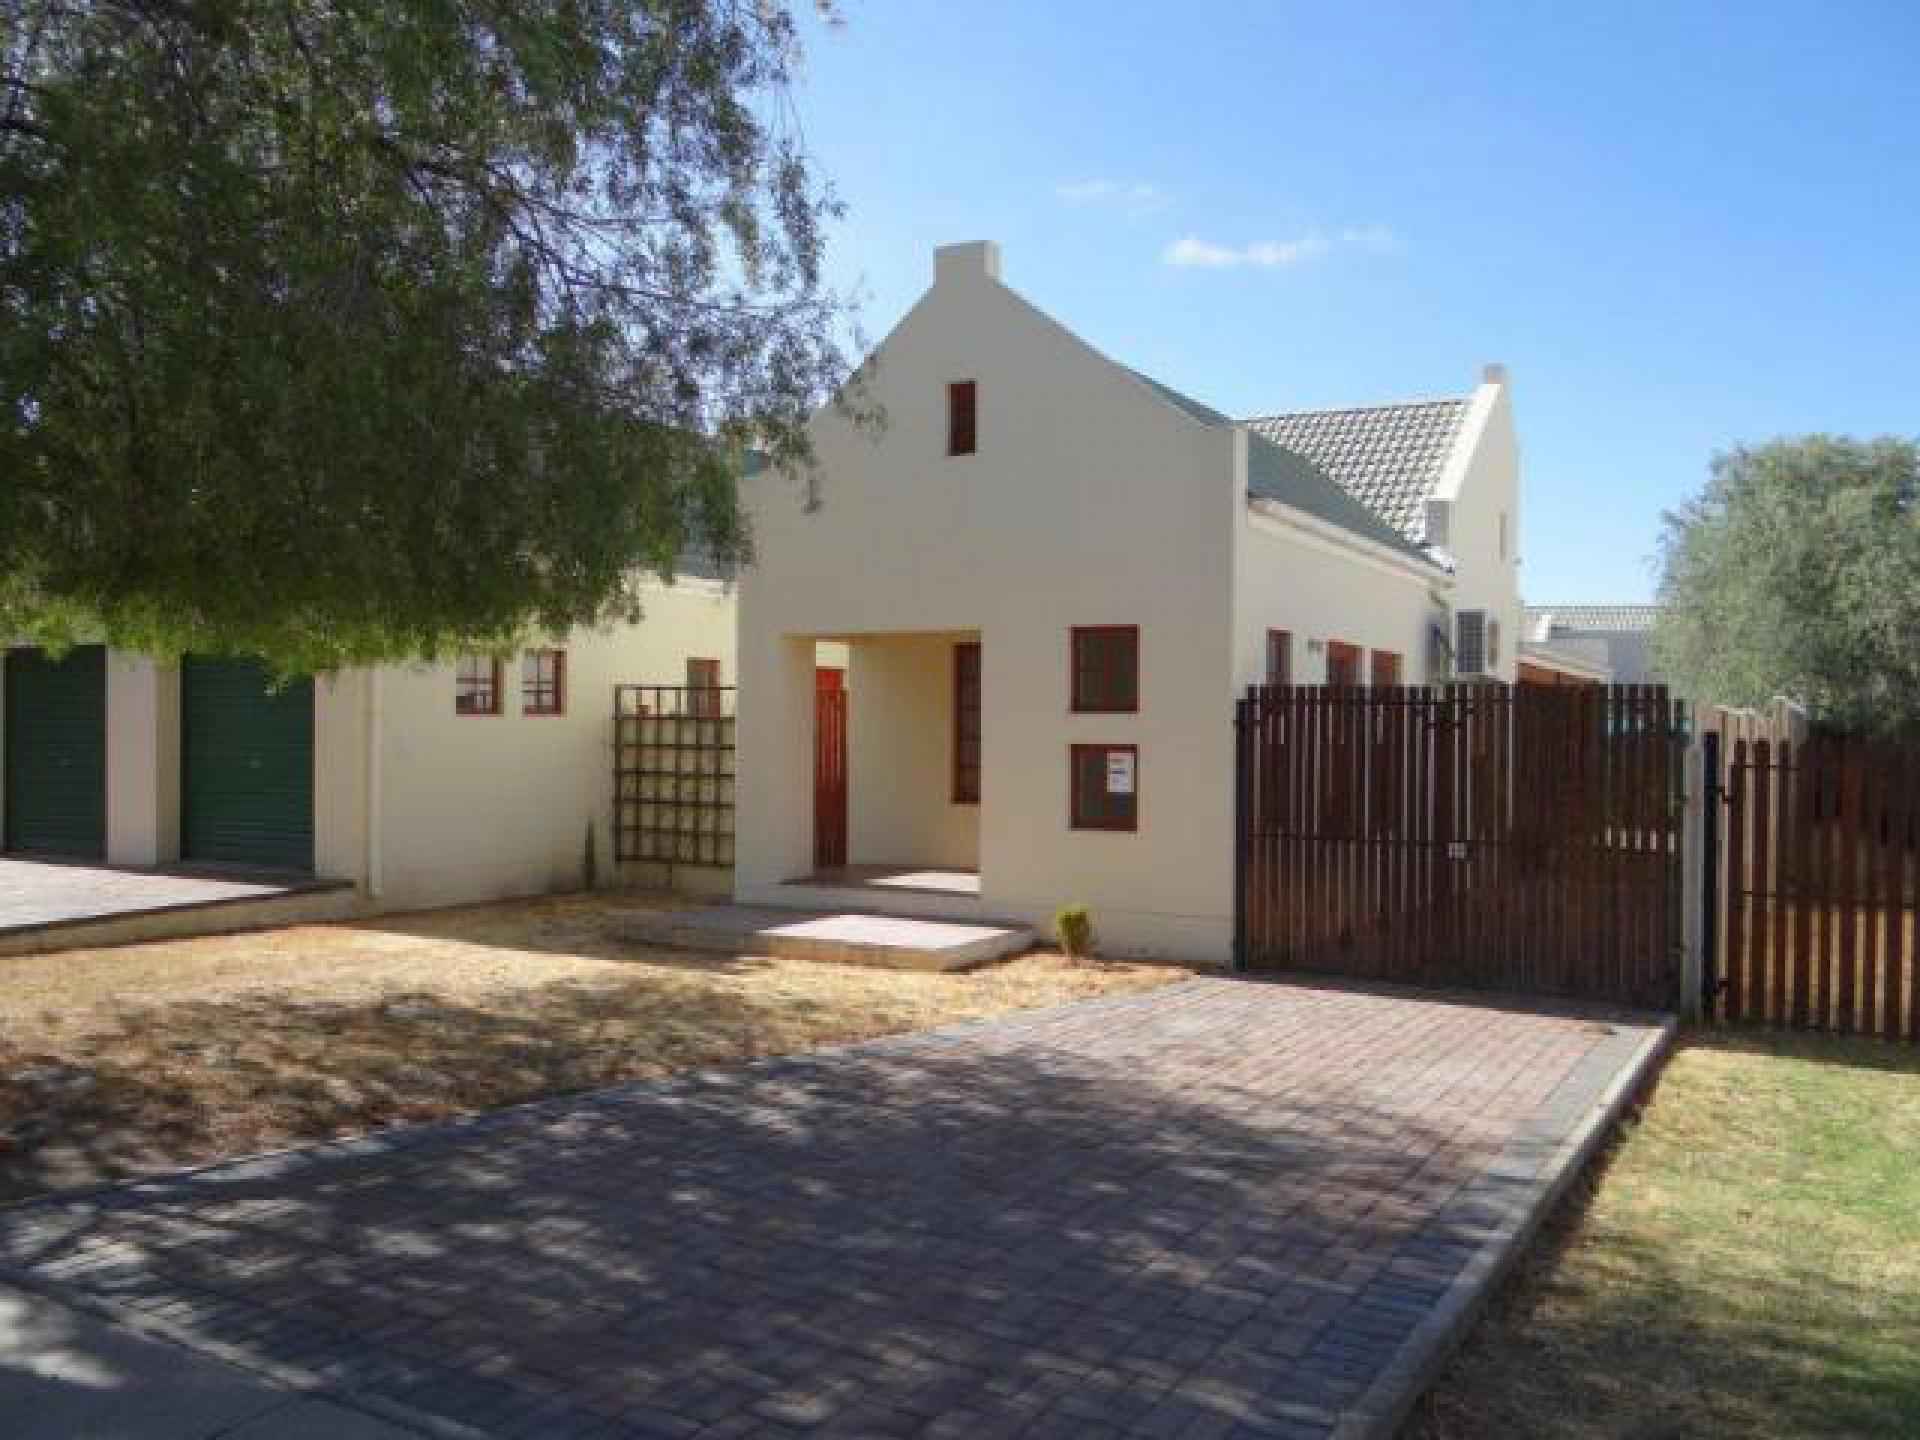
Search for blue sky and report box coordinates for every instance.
[786,2,1920,602]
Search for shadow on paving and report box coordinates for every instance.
[0,983,1539,1439]
[0,968,916,1203]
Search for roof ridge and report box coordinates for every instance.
[1525,603,1659,611]
[1243,395,1472,423]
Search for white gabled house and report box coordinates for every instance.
[735,240,1523,963]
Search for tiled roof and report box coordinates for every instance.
[1241,399,1471,543]
[1129,371,1438,566]
[1526,604,1660,635]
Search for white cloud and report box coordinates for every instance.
[1054,179,1171,217]
[1162,225,1399,270]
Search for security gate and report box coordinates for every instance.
[1235,683,1685,1008]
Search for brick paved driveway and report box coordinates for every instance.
[0,978,1666,1440]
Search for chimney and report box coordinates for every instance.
[935,240,1002,285]
[1481,362,1507,385]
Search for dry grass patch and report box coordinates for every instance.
[1407,1030,1920,1440]
[0,892,1185,1202]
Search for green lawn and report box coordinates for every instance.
[1408,1030,1920,1440]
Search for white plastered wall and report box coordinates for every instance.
[104,652,180,866]
[736,242,1242,962]
[1427,375,1523,679]
[845,633,978,870]
[1231,510,1447,688]
[364,578,737,909]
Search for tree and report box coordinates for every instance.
[1,0,852,672]
[1653,436,1920,736]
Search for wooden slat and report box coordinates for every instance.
[1769,741,1793,1026]
[1749,739,1773,1025]
[1725,739,1749,1023]
[1860,742,1882,1038]
[1790,743,1815,1029]
[1904,748,1920,1043]
[1887,743,1912,1041]
[1837,744,1862,1032]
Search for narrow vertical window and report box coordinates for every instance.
[521,649,566,716]
[455,656,501,715]
[1265,629,1292,685]
[947,380,977,456]
[952,642,981,804]
[687,656,721,717]
[1370,650,1402,687]
[1071,626,1139,713]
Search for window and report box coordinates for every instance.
[1498,510,1510,561]
[1071,744,1137,832]
[455,656,501,715]
[1265,629,1292,685]
[521,649,565,716]
[1326,641,1363,686]
[687,656,721,717]
[1370,650,1402,687]
[1071,626,1138,713]
[947,380,977,456]
[952,642,981,804]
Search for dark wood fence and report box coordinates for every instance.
[1236,684,1685,1008]
[613,684,735,867]
[1717,737,1920,1040]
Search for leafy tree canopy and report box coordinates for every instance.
[1,0,850,672]
[1653,436,1920,736]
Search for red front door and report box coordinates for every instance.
[814,668,847,869]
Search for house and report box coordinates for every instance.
[0,574,736,910]
[1523,604,1659,684]
[734,241,1523,963]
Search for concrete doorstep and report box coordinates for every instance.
[620,903,1036,970]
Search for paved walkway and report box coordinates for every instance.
[0,978,1668,1439]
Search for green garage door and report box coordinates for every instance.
[181,657,314,871]
[3,645,107,858]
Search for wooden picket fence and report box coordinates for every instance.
[1716,736,1920,1039]
[1235,684,1685,1008]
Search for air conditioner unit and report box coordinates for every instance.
[1455,609,1500,678]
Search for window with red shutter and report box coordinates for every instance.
[952,642,981,804]
[1071,626,1138,713]
[948,381,977,456]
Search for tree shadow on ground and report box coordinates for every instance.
[0,968,940,1202]
[0,980,1564,1439]
[341,890,782,975]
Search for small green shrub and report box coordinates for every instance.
[1054,904,1094,959]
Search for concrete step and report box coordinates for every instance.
[619,905,1035,971]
